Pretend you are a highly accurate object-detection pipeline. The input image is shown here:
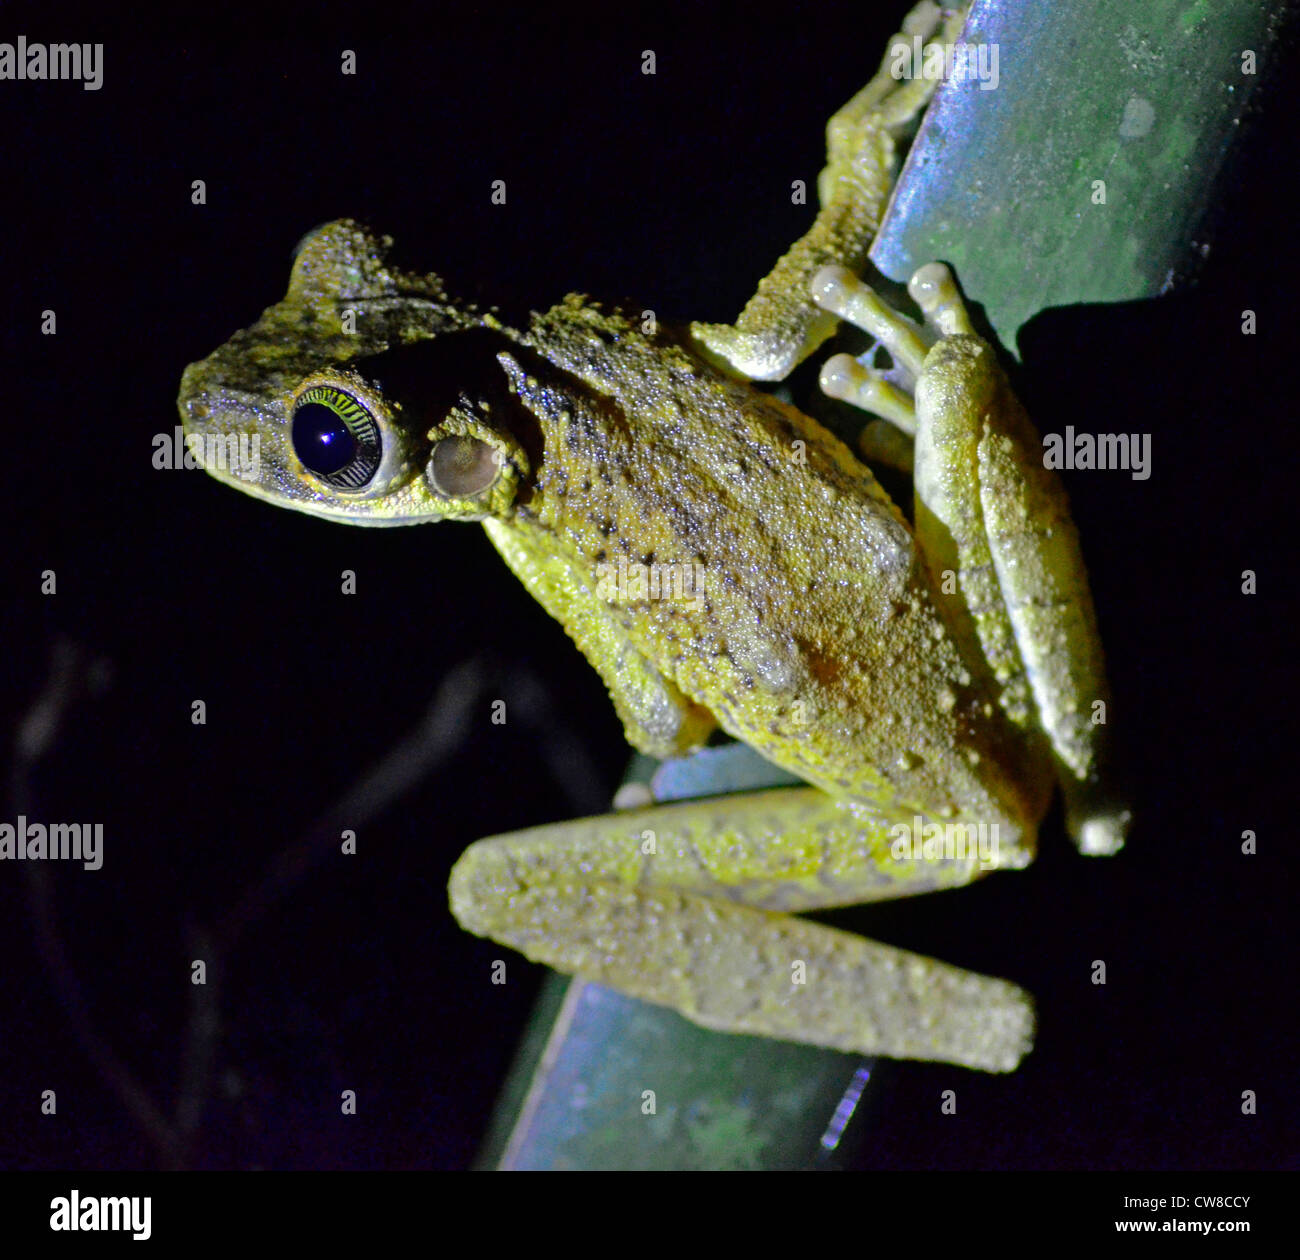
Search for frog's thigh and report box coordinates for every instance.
[688,3,968,383]
[818,264,1124,853]
[449,786,1034,1072]
[969,375,1129,855]
[814,264,1045,733]
[908,269,1125,848]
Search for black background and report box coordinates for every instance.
[1,5,1295,1170]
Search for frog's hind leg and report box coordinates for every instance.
[690,2,969,382]
[449,785,1034,1073]
[815,262,1130,858]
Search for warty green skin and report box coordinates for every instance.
[179,221,1045,844]
[175,1,1125,1075]
[177,219,1052,1074]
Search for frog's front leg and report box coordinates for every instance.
[482,516,717,758]
[690,1,969,381]
[450,786,1035,1073]
[814,262,1131,856]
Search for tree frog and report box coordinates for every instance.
[178,2,1128,1073]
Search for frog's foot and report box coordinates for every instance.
[689,3,970,383]
[813,264,927,432]
[812,261,975,457]
[811,261,962,470]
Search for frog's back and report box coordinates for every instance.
[510,298,1050,838]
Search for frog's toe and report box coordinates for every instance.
[819,352,918,435]
[908,261,977,337]
[813,263,929,438]
[1074,810,1131,858]
[840,2,971,135]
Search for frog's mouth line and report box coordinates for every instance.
[211,468,434,527]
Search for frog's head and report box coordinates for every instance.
[178,219,534,525]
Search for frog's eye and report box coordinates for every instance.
[428,435,501,497]
[291,385,383,490]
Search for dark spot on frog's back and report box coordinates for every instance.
[799,645,845,690]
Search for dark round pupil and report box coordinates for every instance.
[292,402,358,476]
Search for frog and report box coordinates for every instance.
[178,0,1129,1073]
